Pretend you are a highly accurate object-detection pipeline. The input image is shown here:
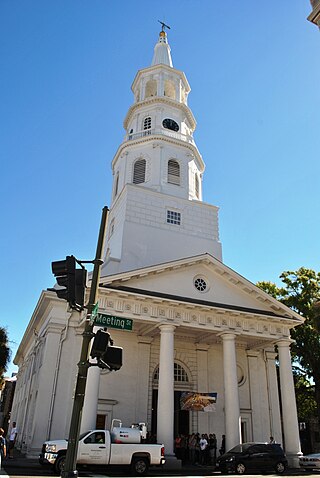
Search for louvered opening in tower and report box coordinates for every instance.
[133,159,146,184]
[168,159,180,185]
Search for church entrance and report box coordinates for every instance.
[151,390,189,439]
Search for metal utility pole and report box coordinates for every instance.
[61,206,109,478]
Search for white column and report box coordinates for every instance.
[247,351,264,441]
[157,324,175,456]
[80,365,101,433]
[135,337,152,423]
[220,333,241,451]
[277,339,301,467]
[80,327,101,433]
[265,351,282,444]
[196,345,209,433]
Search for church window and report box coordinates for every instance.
[167,210,181,225]
[195,173,199,198]
[153,363,189,382]
[143,116,152,131]
[194,277,207,292]
[168,159,180,185]
[133,158,146,184]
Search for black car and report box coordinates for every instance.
[216,442,287,474]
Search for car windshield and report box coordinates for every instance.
[228,444,252,454]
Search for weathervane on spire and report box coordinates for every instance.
[158,20,171,32]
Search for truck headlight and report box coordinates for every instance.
[45,444,56,453]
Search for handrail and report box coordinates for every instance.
[126,128,194,144]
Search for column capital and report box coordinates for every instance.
[246,350,260,358]
[276,338,295,348]
[137,336,153,345]
[195,343,210,351]
[158,323,176,333]
[265,350,277,361]
[218,332,239,341]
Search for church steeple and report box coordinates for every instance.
[151,24,173,67]
[101,28,222,276]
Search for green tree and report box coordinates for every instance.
[0,327,10,383]
[257,267,320,421]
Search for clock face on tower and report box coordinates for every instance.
[162,118,179,132]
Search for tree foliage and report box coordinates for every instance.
[0,327,11,381]
[257,267,320,421]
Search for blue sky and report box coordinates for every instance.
[1,1,319,375]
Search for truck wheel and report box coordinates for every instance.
[54,455,66,475]
[131,457,149,476]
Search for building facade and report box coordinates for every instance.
[11,29,303,467]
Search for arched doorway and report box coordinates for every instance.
[151,362,191,438]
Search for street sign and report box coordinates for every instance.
[94,313,133,331]
[91,302,99,321]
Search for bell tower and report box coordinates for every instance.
[101,28,222,276]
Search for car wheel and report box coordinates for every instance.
[54,455,66,475]
[236,462,246,474]
[131,457,149,476]
[275,461,286,474]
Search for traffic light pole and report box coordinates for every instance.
[61,206,109,478]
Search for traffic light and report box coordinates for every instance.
[90,329,110,359]
[90,329,123,371]
[50,255,87,310]
[100,345,123,371]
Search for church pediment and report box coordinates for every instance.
[99,253,303,325]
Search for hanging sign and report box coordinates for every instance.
[180,392,217,412]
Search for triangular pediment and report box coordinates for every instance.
[99,254,303,325]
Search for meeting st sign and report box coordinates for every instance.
[93,313,133,331]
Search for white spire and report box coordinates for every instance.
[151,29,173,67]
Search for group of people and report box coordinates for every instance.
[0,422,18,469]
[174,432,226,466]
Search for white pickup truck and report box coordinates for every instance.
[39,422,165,475]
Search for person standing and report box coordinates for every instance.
[209,433,217,465]
[219,434,226,456]
[8,422,17,459]
[199,434,208,465]
[0,428,7,469]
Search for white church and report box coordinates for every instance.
[11,27,303,467]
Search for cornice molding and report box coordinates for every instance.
[123,96,196,130]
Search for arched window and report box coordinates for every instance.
[195,173,199,198]
[133,159,146,184]
[153,363,189,382]
[145,79,157,98]
[164,80,175,99]
[168,160,180,185]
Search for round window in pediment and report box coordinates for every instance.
[194,276,209,293]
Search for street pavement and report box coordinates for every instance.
[1,452,318,478]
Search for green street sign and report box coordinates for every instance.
[91,302,99,321]
[94,313,133,331]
